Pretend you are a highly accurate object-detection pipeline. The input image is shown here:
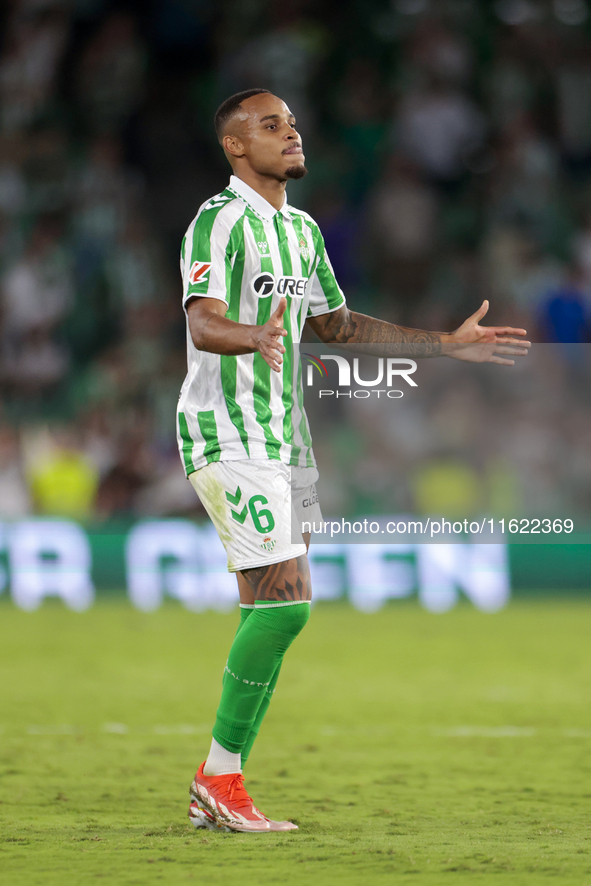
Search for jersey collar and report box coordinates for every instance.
[228,175,292,222]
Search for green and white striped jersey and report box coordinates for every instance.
[177,175,345,475]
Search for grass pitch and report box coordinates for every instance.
[1,598,591,886]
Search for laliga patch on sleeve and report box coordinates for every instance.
[189,261,212,285]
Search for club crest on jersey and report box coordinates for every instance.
[189,261,211,285]
[299,236,309,261]
[251,273,309,298]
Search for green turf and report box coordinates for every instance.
[1,598,591,886]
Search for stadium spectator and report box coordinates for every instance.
[539,266,590,344]
[412,456,482,519]
[367,153,438,314]
[1,215,73,337]
[396,77,486,187]
[0,423,31,518]
[75,11,146,135]
[0,134,27,217]
[0,4,70,133]
[26,425,99,519]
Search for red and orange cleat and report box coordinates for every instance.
[189,794,231,831]
[189,762,298,833]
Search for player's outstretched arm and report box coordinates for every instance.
[187,296,288,372]
[307,300,530,365]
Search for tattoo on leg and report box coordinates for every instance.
[240,555,312,603]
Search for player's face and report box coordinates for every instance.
[228,94,306,181]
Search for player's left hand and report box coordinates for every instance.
[446,300,531,365]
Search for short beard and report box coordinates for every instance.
[285,164,308,180]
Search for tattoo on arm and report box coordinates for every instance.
[309,308,442,357]
[240,555,312,603]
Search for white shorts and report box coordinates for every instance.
[189,460,322,572]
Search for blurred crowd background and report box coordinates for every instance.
[0,0,590,524]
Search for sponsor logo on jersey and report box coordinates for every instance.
[277,276,308,297]
[302,485,319,507]
[252,273,275,296]
[189,261,211,285]
[251,274,309,298]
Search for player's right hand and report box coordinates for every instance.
[253,297,287,372]
[446,299,531,365]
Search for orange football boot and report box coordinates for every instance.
[189,762,298,833]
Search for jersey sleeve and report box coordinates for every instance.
[306,229,346,317]
[181,207,231,308]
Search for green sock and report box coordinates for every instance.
[212,602,310,754]
[226,606,282,767]
[241,660,282,766]
[221,606,253,688]
[232,605,253,642]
